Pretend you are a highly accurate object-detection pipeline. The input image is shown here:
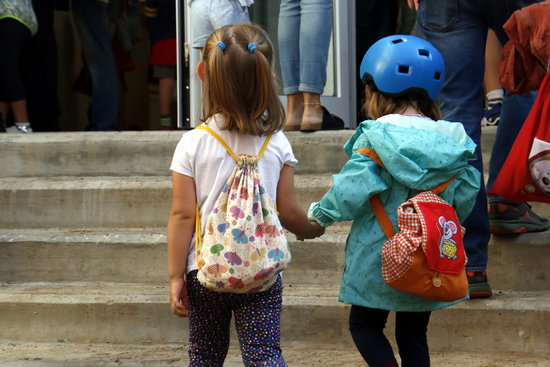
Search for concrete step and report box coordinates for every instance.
[0,282,549,356]
[3,343,550,367]
[1,228,549,291]
[2,174,548,229]
[1,342,549,367]
[0,130,354,178]
[0,174,333,229]
[0,127,500,178]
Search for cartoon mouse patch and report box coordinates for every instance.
[528,138,550,197]
[437,216,459,260]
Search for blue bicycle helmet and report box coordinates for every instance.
[359,35,445,101]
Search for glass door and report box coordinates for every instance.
[177,0,357,128]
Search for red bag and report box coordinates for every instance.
[357,148,468,302]
[489,72,550,203]
[372,191,468,302]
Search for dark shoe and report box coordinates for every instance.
[300,106,344,132]
[481,101,502,126]
[321,106,344,130]
[489,202,550,235]
[6,122,33,133]
[467,271,493,298]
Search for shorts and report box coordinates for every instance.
[190,0,250,48]
[150,38,177,66]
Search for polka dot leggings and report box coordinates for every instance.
[186,270,286,367]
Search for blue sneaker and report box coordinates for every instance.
[481,102,502,126]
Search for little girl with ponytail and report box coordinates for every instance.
[167,23,324,366]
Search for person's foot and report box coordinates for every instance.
[284,93,303,131]
[481,101,502,126]
[159,116,173,130]
[6,122,33,133]
[467,271,493,298]
[489,202,550,235]
[300,102,323,132]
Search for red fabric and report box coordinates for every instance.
[380,191,468,302]
[499,1,550,93]
[112,38,135,72]
[150,38,177,66]
[489,72,550,203]
[415,200,465,275]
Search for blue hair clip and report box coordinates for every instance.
[247,43,256,53]
[216,41,226,51]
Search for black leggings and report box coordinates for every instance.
[0,18,31,102]
[349,305,431,367]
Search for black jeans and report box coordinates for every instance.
[349,305,431,367]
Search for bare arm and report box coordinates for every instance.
[276,164,324,239]
[167,172,196,317]
[407,0,419,10]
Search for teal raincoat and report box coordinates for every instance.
[309,115,481,312]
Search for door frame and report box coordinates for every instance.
[176,0,357,129]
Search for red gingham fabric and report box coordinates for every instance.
[381,191,462,283]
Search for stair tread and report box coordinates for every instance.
[0,174,334,187]
[2,226,549,242]
[1,281,549,310]
[0,342,548,367]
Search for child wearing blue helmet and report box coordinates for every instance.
[307,35,482,366]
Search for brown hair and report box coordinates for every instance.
[200,23,285,136]
[362,83,442,121]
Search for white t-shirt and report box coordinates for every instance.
[170,115,298,273]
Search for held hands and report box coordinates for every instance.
[296,220,325,241]
[169,278,190,318]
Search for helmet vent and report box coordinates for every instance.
[418,49,430,57]
[392,38,405,44]
[398,65,411,74]
[434,72,442,80]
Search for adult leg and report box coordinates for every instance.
[484,0,548,233]
[278,0,302,129]
[158,77,176,129]
[72,0,119,131]
[209,0,250,30]
[0,19,32,132]
[348,305,398,367]
[22,0,61,132]
[186,271,232,367]
[394,311,431,367]
[233,276,285,367]
[355,0,399,121]
[299,0,333,130]
[416,0,491,294]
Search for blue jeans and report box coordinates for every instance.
[190,0,250,48]
[278,0,333,95]
[72,0,119,131]
[416,0,540,271]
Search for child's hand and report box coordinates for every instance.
[170,278,189,318]
[296,220,325,241]
[310,220,325,238]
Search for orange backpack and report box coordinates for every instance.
[358,148,469,302]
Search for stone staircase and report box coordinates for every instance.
[0,128,549,366]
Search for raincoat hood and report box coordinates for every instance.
[344,115,477,191]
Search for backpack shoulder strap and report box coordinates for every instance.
[370,195,396,238]
[196,125,238,162]
[355,147,456,238]
[196,125,272,162]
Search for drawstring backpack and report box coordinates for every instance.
[194,125,291,293]
[357,147,469,302]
